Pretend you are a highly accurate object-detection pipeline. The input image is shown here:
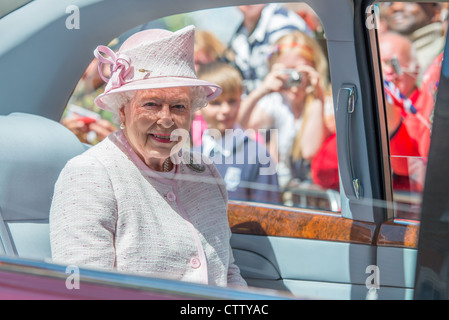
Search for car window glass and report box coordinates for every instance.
[372,1,447,220]
[62,2,340,213]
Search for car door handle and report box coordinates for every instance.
[336,84,361,199]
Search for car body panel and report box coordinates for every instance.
[0,256,291,300]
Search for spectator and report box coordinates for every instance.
[62,57,118,144]
[196,61,281,204]
[310,110,425,192]
[191,30,227,147]
[237,30,330,189]
[194,30,226,72]
[381,2,445,76]
[307,133,338,191]
[227,4,309,94]
[379,31,434,158]
[285,3,323,35]
[310,92,425,193]
[380,31,420,98]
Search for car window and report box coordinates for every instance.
[61,3,341,213]
[369,1,447,220]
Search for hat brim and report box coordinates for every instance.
[95,77,222,113]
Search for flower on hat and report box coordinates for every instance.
[94,46,132,91]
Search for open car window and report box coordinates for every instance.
[62,3,341,213]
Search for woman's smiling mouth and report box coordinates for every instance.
[149,133,173,143]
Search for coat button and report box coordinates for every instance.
[190,257,201,269]
[166,191,176,202]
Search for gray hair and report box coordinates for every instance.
[190,86,208,111]
[116,86,208,113]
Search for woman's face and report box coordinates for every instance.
[119,87,192,168]
[275,50,314,104]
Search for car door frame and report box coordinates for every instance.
[229,0,446,300]
[227,0,395,299]
[414,14,449,300]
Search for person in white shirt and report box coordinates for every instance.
[228,4,310,94]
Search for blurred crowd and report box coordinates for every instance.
[378,2,446,192]
[61,2,447,205]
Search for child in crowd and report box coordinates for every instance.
[191,30,227,147]
[196,61,281,204]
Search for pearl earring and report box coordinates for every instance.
[120,123,125,130]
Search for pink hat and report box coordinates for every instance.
[93,25,222,113]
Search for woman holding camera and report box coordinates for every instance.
[237,30,331,189]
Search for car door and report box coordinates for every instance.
[228,0,447,300]
[227,0,384,300]
[364,0,446,299]
[414,19,449,300]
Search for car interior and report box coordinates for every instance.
[0,0,448,299]
[0,113,88,260]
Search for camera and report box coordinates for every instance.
[281,69,302,89]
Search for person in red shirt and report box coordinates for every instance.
[403,52,442,157]
[380,31,435,158]
[311,32,433,192]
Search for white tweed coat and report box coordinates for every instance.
[50,130,246,287]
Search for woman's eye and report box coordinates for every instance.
[144,102,159,108]
[172,104,187,110]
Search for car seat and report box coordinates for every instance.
[0,113,87,260]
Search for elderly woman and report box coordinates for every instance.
[50,26,247,288]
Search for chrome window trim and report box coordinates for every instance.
[0,255,290,299]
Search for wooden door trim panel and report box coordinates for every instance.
[227,201,377,245]
[228,202,420,248]
[376,220,420,248]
